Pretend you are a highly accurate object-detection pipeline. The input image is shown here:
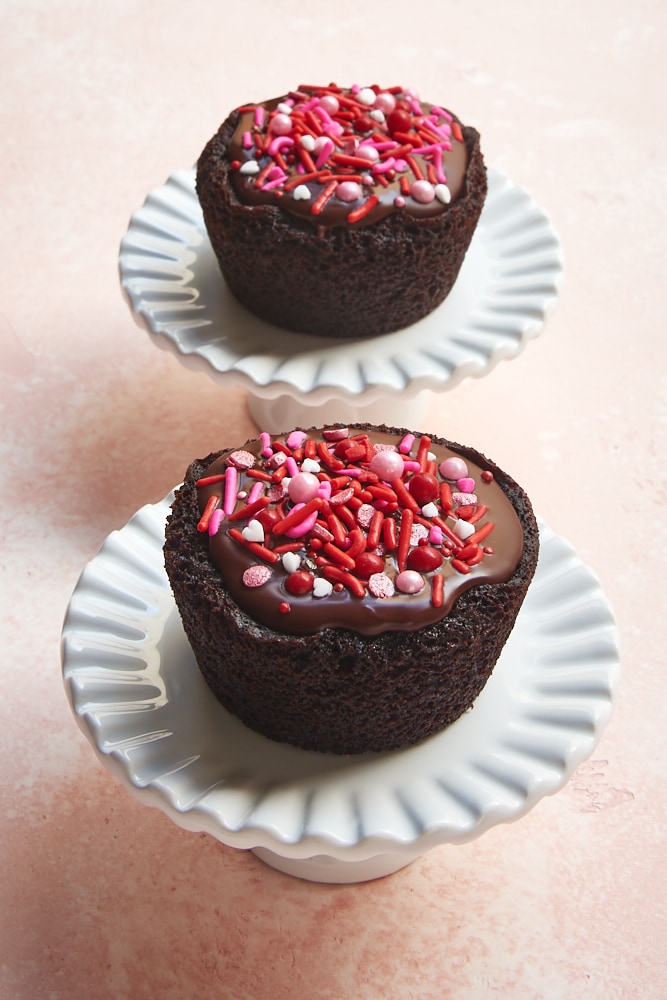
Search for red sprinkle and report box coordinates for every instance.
[431,573,445,608]
[197,495,219,533]
[196,474,226,488]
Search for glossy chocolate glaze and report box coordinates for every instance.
[226,85,469,230]
[196,427,524,637]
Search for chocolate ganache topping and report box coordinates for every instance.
[195,426,524,637]
[226,84,469,231]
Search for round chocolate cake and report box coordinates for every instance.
[196,84,487,338]
[164,424,539,755]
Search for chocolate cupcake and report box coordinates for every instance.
[164,424,538,755]
[196,84,487,338]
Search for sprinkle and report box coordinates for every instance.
[273,496,324,535]
[227,495,271,522]
[247,481,265,505]
[239,160,260,175]
[228,528,280,564]
[227,449,255,470]
[322,565,365,597]
[347,194,379,223]
[399,433,415,454]
[397,508,414,571]
[382,517,398,550]
[208,508,224,537]
[197,495,219,533]
[313,578,334,598]
[260,432,273,458]
[279,602,291,614]
[196,473,226,488]
[368,572,395,599]
[242,565,272,588]
[241,519,265,543]
[396,570,424,594]
[452,120,463,142]
[254,106,265,128]
[223,467,238,515]
[451,558,471,575]
[453,519,476,541]
[431,574,445,607]
[468,521,495,546]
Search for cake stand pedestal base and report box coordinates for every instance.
[251,846,420,884]
[246,389,432,434]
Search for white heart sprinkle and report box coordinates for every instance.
[300,134,316,152]
[239,160,260,175]
[282,552,301,574]
[422,501,439,518]
[301,458,321,473]
[370,109,385,123]
[277,103,293,114]
[313,578,333,599]
[454,519,475,540]
[292,184,311,201]
[435,183,451,204]
[242,519,265,543]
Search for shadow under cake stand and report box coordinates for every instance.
[119,167,563,432]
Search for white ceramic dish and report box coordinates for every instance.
[62,495,619,883]
[119,168,563,430]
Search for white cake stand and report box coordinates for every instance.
[119,168,563,431]
[62,495,619,884]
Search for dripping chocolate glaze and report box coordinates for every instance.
[226,86,469,231]
[196,428,524,637]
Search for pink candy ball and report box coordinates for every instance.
[336,181,362,202]
[396,570,425,594]
[410,180,436,204]
[288,471,320,504]
[356,144,380,163]
[319,95,340,115]
[370,449,405,481]
[439,456,469,480]
[271,113,292,135]
[374,91,397,115]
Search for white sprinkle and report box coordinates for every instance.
[301,458,321,473]
[370,109,386,124]
[313,578,334,599]
[292,184,311,201]
[277,103,293,114]
[282,552,301,574]
[239,160,260,175]
[242,519,265,543]
[300,134,316,152]
[421,501,439,518]
[358,87,377,106]
[435,183,451,204]
[454,519,476,540]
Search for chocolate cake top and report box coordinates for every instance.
[225,84,470,230]
[194,425,524,637]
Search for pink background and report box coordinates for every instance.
[1,2,665,997]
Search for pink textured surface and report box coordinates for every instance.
[1,2,665,998]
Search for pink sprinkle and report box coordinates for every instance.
[323,427,349,441]
[265,451,287,470]
[356,503,376,528]
[396,570,424,594]
[285,509,319,538]
[260,432,273,458]
[328,487,354,506]
[457,477,476,493]
[314,137,334,169]
[267,483,287,502]
[411,180,436,204]
[208,509,224,536]
[227,449,254,470]
[243,565,272,588]
[242,131,253,149]
[453,492,478,506]
[372,157,396,174]
[223,467,238,515]
[394,196,406,208]
[268,135,294,156]
[286,430,308,448]
[254,106,265,128]
[317,479,332,500]
[403,460,422,473]
[429,525,444,546]
[285,457,299,477]
[410,523,429,546]
[368,573,395,599]
[247,481,265,504]
[399,433,415,454]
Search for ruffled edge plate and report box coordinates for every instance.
[61,494,619,883]
[119,167,563,423]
